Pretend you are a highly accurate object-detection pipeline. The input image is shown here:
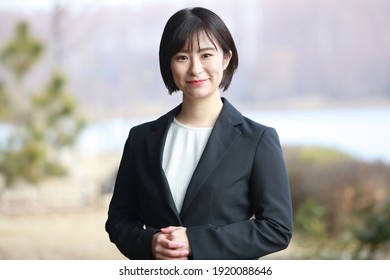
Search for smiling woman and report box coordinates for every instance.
[169,32,232,108]
[105,7,293,260]
[159,7,238,95]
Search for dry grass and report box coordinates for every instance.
[0,197,125,260]
[0,194,298,260]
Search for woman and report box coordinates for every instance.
[105,7,293,260]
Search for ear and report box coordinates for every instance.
[223,50,233,70]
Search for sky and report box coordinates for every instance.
[0,0,218,12]
[0,0,148,11]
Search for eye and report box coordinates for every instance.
[202,53,213,59]
[175,55,188,61]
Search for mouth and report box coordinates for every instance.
[187,79,208,86]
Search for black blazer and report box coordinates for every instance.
[105,98,293,260]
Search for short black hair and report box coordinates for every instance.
[159,7,239,94]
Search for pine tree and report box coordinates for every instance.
[0,21,85,186]
[0,82,10,118]
[0,21,43,81]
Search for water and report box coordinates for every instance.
[76,107,390,163]
[246,108,390,163]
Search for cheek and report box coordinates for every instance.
[171,63,185,80]
[208,58,227,75]
[170,71,179,87]
[170,65,186,90]
[209,63,226,77]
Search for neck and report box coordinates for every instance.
[177,95,223,128]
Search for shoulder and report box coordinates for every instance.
[240,116,281,147]
[241,115,269,133]
[128,104,181,137]
[221,98,280,139]
[129,119,157,135]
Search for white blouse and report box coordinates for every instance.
[162,118,213,212]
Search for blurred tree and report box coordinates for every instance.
[0,21,43,81]
[295,198,329,258]
[352,203,390,259]
[0,21,84,186]
[30,72,85,148]
[0,82,10,119]
[0,21,44,120]
[296,198,328,239]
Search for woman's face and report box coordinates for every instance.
[170,31,232,101]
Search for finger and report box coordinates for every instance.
[161,238,186,249]
[160,226,178,234]
[155,232,186,249]
[155,248,189,260]
[155,254,188,260]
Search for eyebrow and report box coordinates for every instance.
[179,47,217,53]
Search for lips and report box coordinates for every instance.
[187,79,208,86]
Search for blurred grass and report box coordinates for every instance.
[297,146,354,163]
[284,145,390,259]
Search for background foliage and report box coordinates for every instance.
[285,146,390,259]
[0,21,84,186]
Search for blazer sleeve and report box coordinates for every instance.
[186,127,293,259]
[105,129,158,259]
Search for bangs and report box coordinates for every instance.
[171,22,218,54]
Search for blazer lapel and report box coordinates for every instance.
[180,98,243,217]
[145,105,182,223]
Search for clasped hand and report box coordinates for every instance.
[152,226,191,260]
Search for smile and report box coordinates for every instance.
[187,79,208,86]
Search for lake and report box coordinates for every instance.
[76,107,390,163]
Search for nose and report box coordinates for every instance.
[189,57,203,76]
